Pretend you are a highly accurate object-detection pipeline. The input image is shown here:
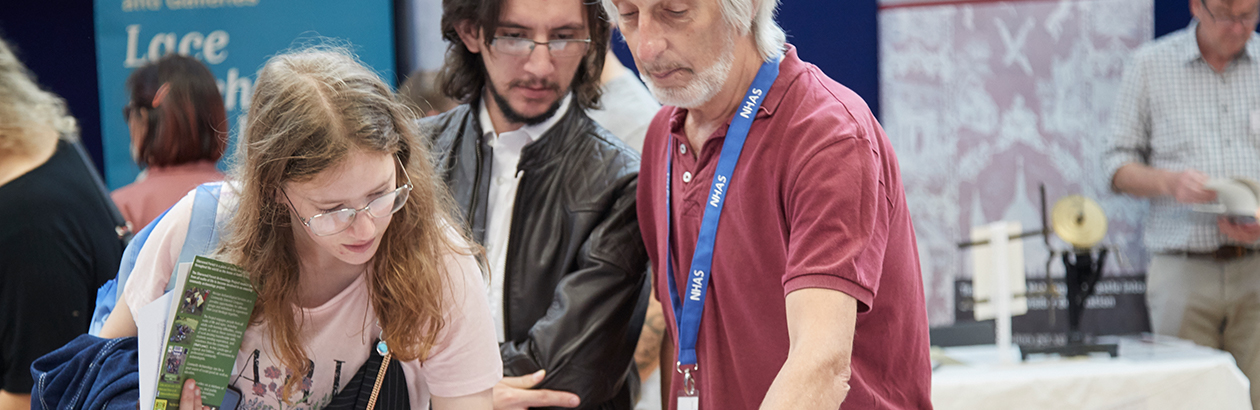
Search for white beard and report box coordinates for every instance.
[639,40,735,109]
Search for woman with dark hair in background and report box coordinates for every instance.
[112,54,227,230]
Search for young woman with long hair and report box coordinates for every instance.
[101,46,501,409]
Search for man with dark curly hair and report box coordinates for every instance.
[421,0,651,409]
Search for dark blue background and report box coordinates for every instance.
[1,0,102,172]
[0,0,1219,176]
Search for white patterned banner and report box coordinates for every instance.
[879,0,1154,325]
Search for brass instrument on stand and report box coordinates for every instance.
[1020,194,1118,359]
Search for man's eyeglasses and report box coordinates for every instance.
[1201,0,1260,26]
[282,156,414,237]
[491,36,591,58]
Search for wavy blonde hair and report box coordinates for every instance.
[223,45,466,402]
[0,37,78,152]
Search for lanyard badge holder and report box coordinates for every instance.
[676,363,699,410]
[665,56,780,410]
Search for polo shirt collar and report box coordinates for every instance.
[667,43,803,133]
[477,92,573,142]
[758,44,802,117]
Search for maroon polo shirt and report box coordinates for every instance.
[637,45,932,410]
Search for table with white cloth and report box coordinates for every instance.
[932,335,1251,410]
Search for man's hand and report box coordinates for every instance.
[494,370,580,410]
[1165,169,1216,204]
[1218,217,1260,243]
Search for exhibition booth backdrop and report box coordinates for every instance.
[879,0,1154,334]
[92,0,396,189]
[0,0,1233,336]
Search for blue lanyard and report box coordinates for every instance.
[666,57,780,371]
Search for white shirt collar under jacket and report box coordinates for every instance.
[476,93,572,342]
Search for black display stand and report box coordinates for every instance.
[1020,248,1119,360]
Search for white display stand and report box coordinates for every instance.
[970,221,1028,364]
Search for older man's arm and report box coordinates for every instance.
[635,289,666,382]
[1102,46,1218,205]
[1112,164,1216,204]
[759,288,857,410]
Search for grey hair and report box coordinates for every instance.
[0,37,77,152]
[602,0,785,61]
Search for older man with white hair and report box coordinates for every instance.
[603,0,933,409]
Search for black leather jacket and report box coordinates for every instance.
[421,101,650,410]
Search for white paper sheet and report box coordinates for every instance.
[137,292,173,410]
[1251,109,1260,136]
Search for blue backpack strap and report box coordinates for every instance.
[90,183,226,336]
[88,207,170,336]
[114,208,168,300]
[168,183,224,292]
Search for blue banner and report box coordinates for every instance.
[94,0,395,189]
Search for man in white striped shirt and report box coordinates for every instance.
[1104,0,1260,407]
